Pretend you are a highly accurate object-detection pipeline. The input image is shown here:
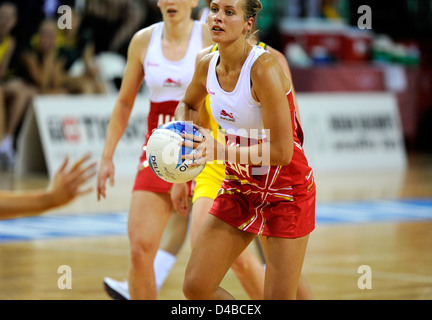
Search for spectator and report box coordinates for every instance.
[0,0,45,50]
[59,8,106,94]
[0,2,37,170]
[20,16,104,95]
[80,0,146,58]
[20,19,67,94]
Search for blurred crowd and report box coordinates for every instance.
[0,0,354,171]
[1,0,429,169]
[0,0,164,170]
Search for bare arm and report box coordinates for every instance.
[183,46,214,128]
[171,48,213,216]
[251,52,294,165]
[174,53,212,122]
[21,51,52,91]
[0,155,96,219]
[97,28,150,200]
[109,1,145,52]
[100,30,147,160]
[266,45,301,124]
[183,52,293,167]
[52,57,66,92]
[201,53,293,166]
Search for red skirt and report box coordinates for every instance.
[209,164,316,239]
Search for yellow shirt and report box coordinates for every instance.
[0,35,11,67]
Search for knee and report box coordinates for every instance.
[128,235,158,267]
[182,277,197,300]
[231,253,252,275]
[183,270,212,300]
[182,276,204,300]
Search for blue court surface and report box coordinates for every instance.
[0,198,431,243]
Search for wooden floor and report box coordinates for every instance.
[0,153,431,300]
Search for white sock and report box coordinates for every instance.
[154,249,176,291]
[0,134,12,152]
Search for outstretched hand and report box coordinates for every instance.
[49,154,97,207]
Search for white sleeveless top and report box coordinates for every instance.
[144,21,203,103]
[207,45,268,139]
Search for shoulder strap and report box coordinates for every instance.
[256,41,267,49]
[210,44,219,53]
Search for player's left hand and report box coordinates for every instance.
[181,125,223,167]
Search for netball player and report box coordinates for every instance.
[175,42,312,300]
[104,5,312,299]
[97,0,212,300]
[176,0,316,299]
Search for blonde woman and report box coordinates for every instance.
[176,0,316,299]
[97,0,212,299]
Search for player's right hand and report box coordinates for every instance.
[97,158,115,201]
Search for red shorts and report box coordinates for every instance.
[133,146,193,195]
[209,164,316,239]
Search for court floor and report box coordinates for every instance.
[0,153,431,300]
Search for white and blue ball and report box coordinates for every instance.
[146,121,205,183]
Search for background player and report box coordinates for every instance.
[96,0,212,300]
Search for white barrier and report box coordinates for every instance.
[16,94,148,178]
[297,93,407,173]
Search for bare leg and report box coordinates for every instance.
[127,191,173,300]
[159,210,189,256]
[155,210,189,290]
[259,235,313,299]
[297,274,314,300]
[264,235,309,300]
[183,214,256,300]
[190,197,264,299]
[229,248,265,300]
[3,79,35,136]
